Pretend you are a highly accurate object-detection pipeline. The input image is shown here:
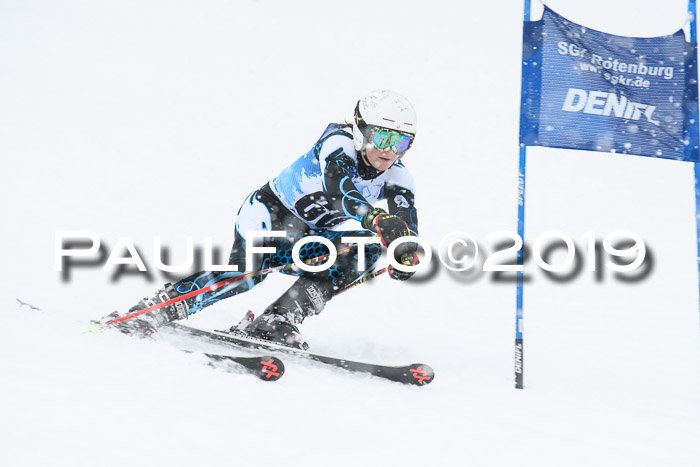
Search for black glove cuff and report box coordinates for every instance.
[361,207,387,231]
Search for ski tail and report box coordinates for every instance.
[405,364,435,386]
[204,353,286,381]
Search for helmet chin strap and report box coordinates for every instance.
[358,149,385,179]
[360,150,379,169]
[360,149,370,165]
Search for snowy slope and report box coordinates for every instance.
[2,0,700,466]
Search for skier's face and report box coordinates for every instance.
[364,145,400,172]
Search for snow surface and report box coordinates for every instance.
[2,0,700,466]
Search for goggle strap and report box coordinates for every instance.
[354,102,370,137]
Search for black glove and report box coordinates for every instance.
[361,208,410,247]
[362,208,418,281]
[389,244,419,281]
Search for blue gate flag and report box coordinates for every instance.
[520,6,700,162]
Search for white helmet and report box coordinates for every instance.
[353,90,417,153]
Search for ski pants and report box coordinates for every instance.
[171,183,382,315]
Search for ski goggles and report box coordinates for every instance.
[371,128,414,154]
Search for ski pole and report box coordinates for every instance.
[100,244,359,328]
[336,266,388,296]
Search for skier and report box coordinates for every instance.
[115,90,420,349]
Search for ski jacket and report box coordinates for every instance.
[270,123,418,235]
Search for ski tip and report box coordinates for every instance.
[16,298,40,310]
[406,363,435,386]
[257,356,285,382]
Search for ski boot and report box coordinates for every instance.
[111,283,190,337]
[230,277,333,350]
[235,310,309,350]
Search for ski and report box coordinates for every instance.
[89,311,285,381]
[166,323,434,386]
[185,350,285,381]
